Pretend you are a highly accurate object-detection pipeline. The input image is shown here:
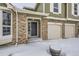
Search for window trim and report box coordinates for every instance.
[2,11,12,36]
[50,3,61,14]
[72,3,79,16]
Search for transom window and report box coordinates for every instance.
[3,11,11,36]
[50,3,61,14]
[72,3,79,16]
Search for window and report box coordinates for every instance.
[50,3,61,14]
[72,3,79,16]
[3,11,11,36]
[53,3,59,12]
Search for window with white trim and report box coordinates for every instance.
[50,3,61,14]
[3,11,11,36]
[72,3,79,16]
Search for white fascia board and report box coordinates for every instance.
[0,6,9,10]
[67,18,79,21]
[17,9,49,16]
[44,16,66,20]
[44,16,79,22]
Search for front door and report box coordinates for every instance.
[28,21,38,37]
[31,22,37,36]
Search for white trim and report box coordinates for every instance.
[28,21,38,37]
[43,3,45,13]
[72,3,79,16]
[26,17,41,38]
[2,11,12,38]
[44,16,66,20]
[0,10,12,45]
[48,22,62,25]
[67,18,79,21]
[44,16,79,21]
[15,10,18,45]
[59,3,61,14]
[65,23,75,26]
[27,17,41,20]
[50,3,61,14]
[11,10,13,40]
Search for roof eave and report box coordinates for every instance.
[17,9,49,17]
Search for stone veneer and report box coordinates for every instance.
[41,19,48,40]
[12,12,28,44]
[18,13,28,44]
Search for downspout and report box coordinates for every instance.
[15,9,18,46]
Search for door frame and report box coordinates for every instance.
[26,17,41,38]
[28,21,38,37]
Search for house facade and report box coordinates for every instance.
[36,3,79,39]
[0,3,79,45]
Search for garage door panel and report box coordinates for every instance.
[48,22,62,40]
[65,24,75,38]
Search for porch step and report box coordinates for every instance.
[28,38,42,43]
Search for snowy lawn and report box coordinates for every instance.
[0,38,79,56]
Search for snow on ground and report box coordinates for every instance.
[0,38,79,56]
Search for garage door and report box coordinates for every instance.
[65,24,75,38]
[48,22,62,40]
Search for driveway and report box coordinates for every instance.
[0,38,79,56]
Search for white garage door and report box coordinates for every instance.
[48,22,62,40]
[65,24,75,38]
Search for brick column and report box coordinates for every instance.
[41,19,48,40]
[62,22,65,39]
[18,13,28,44]
[12,11,16,44]
[75,23,79,37]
